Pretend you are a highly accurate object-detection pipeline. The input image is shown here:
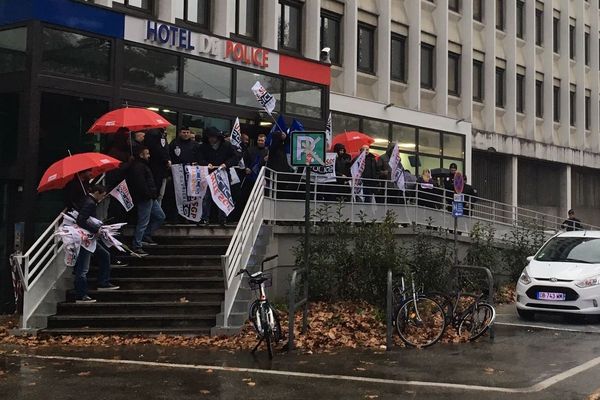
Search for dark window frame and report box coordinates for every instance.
[516,73,525,113]
[278,0,303,54]
[449,0,460,13]
[570,89,576,126]
[495,66,505,108]
[553,85,560,122]
[390,33,407,83]
[181,0,211,30]
[535,79,544,118]
[585,31,590,65]
[448,51,461,96]
[357,22,376,74]
[420,43,435,90]
[569,24,576,59]
[473,0,484,22]
[553,17,560,53]
[113,0,155,16]
[320,10,342,65]
[516,1,525,39]
[535,9,544,46]
[496,0,505,31]
[473,59,484,102]
[585,94,591,130]
[235,0,261,43]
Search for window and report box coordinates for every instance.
[118,0,153,12]
[236,0,259,41]
[183,0,210,28]
[391,34,407,82]
[516,1,525,39]
[448,52,460,96]
[42,28,111,81]
[332,112,359,134]
[535,79,543,118]
[570,88,576,126]
[473,0,483,22]
[420,43,435,89]
[123,45,178,93]
[516,73,525,113]
[495,67,505,107]
[418,129,441,155]
[496,0,505,31]
[0,28,27,74]
[362,119,390,154]
[443,133,464,159]
[278,1,302,53]
[236,70,282,112]
[570,24,576,59]
[473,60,484,101]
[585,94,591,129]
[320,11,341,64]
[0,93,19,166]
[285,80,323,119]
[585,31,590,65]
[183,58,231,102]
[553,17,560,53]
[449,0,459,12]
[357,24,375,74]
[535,9,543,46]
[553,85,560,122]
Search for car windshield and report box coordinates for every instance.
[535,237,600,264]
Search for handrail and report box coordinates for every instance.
[221,167,267,328]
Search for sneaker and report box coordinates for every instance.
[131,247,149,256]
[141,237,158,246]
[75,296,96,304]
[97,283,120,291]
[110,260,129,267]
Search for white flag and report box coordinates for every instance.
[109,180,134,212]
[185,165,210,198]
[230,117,242,150]
[325,112,333,150]
[388,144,405,191]
[229,167,241,185]
[171,164,202,222]
[206,169,235,216]
[251,81,276,115]
[351,151,366,201]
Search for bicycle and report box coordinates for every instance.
[236,255,282,359]
[429,290,496,341]
[393,274,446,348]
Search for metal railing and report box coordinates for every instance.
[10,211,65,330]
[221,167,267,328]
[287,267,308,352]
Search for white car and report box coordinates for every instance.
[516,230,600,320]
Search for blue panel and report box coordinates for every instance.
[0,0,125,39]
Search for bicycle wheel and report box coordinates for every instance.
[261,305,273,359]
[396,297,446,348]
[458,302,496,341]
[269,305,283,342]
[249,301,262,335]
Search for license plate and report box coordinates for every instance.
[537,292,566,301]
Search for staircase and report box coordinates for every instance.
[42,225,233,336]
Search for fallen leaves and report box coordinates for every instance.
[199,390,211,395]
[495,283,516,304]
[77,371,92,377]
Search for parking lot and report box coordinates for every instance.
[2,306,600,400]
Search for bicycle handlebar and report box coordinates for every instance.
[261,254,278,271]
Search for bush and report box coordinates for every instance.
[464,222,501,271]
[501,222,546,280]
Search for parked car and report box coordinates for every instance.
[516,231,600,320]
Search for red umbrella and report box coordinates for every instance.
[87,107,171,134]
[331,131,375,153]
[38,152,120,193]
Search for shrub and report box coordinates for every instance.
[502,222,546,280]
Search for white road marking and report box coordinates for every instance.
[7,352,600,394]
[496,321,600,333]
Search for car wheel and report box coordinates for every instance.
[517,309,535,321]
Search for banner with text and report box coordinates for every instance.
[172,164,202,222]
[206,168,235,216]
[109,180,134,212]
[185,165,210,198]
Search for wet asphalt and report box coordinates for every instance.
[2,311,600,399]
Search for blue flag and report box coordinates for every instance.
[249,154,261,181]
[285,118,305,155]
[266,115,288,148]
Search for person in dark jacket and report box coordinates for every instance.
[561,209,583,231]
[169,127,200,165]
[351,145,380,203]
[331,143,351,201]
[144,128,171,205]
[63,169,92,211]
[197,127,240,225]
[73,185,120,303]
[127,146,166,254]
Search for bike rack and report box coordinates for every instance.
[451,265,496,340]
[287,267,309,352]
[386,268,394,351]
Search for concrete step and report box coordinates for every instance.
[105,266,223,278]
[66,289,224,303]
[143,244,228,256]
[42,326,211,336]
[124,225,235,238]
[57,301,222,316]
[121,255,222,267]
[87,277,224,290]
[46,314,217,329]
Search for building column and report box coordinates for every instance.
[590,1,600,152]
[376,0,391,104]
[304,0,322,61]
[213,0,235,38]
[406,0,421,110]
[524,0,536,141]
[575,1,585,149]
[482,0,496,132]
[564,165,572,213]
[542,4,554,144]
[261,0,279,49]
[504,0,517,136]
[342,0,357,96]
[511,156,518,209]
[433,0,448,115]
[460,0,473,121]
[559,7,570,147]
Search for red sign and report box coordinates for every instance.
[225,41,269,68]
[453,171,464,194]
